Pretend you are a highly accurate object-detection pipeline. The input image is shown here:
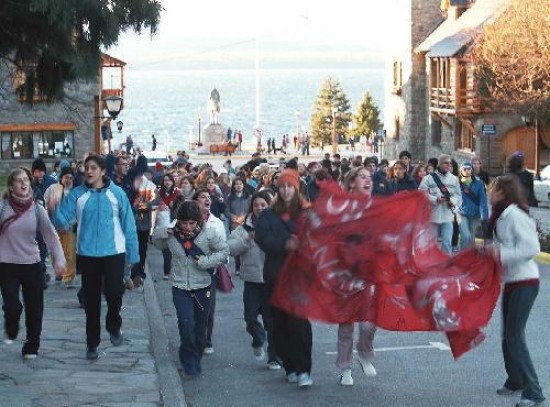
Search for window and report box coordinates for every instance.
[393,61,403,95]
[11,68,46,103]
[0,131,74,160]
[457,121,475,151]
[431,118,442,146]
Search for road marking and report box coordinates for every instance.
[325,341,451,355]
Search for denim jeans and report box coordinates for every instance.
[0,262,43,353]
[243,282,276,362]
[172,286,212,375]
[459,216,480,249]
[433,222,453,254]
[502,284,545,402]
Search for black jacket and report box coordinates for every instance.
[254,208,296,286]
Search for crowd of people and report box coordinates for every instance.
[0,146,544,406]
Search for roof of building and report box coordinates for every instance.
[415,0,510,58]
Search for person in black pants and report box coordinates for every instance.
[255,169,313,388]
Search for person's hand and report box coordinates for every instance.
[54,264,66,277]
[286,235,299,251]
[247,231,255,242]
[483,244,500,260]
[437,196,447,204]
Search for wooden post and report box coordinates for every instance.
[94,95,101,154]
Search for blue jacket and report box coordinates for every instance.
[459,177,489,220]
[53,179,139,264]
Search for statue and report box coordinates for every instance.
[208,88,221,125]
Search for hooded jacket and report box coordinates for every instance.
[228,214,265,283]
[53,178,139,264]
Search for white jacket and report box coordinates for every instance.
[227,215,265,283]
[495,204,540,283]
[419,171,462,224]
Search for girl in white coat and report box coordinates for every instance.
[486,175,545,407]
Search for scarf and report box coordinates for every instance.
[173,223,202,255]
[0,195,34,235]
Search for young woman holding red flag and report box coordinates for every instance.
[255,169,313,388]
[335,166,378,386]
[485,175,545,407]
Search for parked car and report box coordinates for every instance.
[141,150,172,170]
[534,165,550,205]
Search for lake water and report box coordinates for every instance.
[111,68,385,152]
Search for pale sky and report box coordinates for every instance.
[110,0,396,69]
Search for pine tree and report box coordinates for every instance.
[309,77,352,148]
[0,0,162,103]
[352,91,382,140]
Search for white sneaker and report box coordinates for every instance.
[23,353,38,360]
[3,338,13,345]
[267,361,281,371]
[253,346,265,361]
[358,357,377,377]
[286,373,298,383]
[297,373,313,388]
[339,369,354,386]
[203,346,214,355]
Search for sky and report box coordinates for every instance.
[110,0,395,69]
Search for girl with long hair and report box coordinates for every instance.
[0,168,66,358]
[225,177,252,276]
[255,169,313,388]
[336,166,377,386]
[485,175,545,407]
[228,190,281,369]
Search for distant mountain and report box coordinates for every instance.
[110,37,384,70]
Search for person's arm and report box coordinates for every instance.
[418,176,438,206]
[53,188,78,230]
[228,226,252,257]
[118,191,139,265]
[197,227,230,269]
[254,210,290,256]
[37,205,66,273]
[449,178,462,209]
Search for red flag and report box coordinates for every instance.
[271,183,501,359]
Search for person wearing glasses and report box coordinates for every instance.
[53,154,139,360]
[419,154,462,254]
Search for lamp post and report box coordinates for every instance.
[104,96,123,120]
[331,106,338,155]
[197,107,202,145]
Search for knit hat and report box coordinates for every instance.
[460,162,472,169]
[59,167,73,183]
[31,158,47,173]
[438,154,452,167]
[277,169,300,190]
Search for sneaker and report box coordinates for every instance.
[358,357,377,377]
[3,336,13,345]
[497,386,521,396]
[297,373,313,388]
[203,346,214,355]
[253,347,265,361]
[339,369,354,386]
[109,330,123,347]
[132,276,143,288]
[235,269,240,276]
[86,347,99,360]
[124,278,134,290]
[22,353,38,360]
[286,373,298,383]
[267,361,282,371]
[163,274,170,280]
[516,399,546,407]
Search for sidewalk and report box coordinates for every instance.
[0,268,184,407]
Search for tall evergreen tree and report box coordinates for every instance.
[0,0,162,103]
[352,91,381,139]
[309,77,352,147]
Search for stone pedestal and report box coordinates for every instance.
[195,124,227,154]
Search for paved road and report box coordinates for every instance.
[147,245,550,407]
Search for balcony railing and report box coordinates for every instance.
[430,87,484,114]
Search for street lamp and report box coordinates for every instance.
[331,106,338,155]
[104,95,123,120]
[197,107,202,145]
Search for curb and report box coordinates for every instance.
[143,268,187,407]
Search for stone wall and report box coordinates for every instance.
[0,64,98,176]
[384,0,444,162]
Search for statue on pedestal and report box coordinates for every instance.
[208,88,221,125]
